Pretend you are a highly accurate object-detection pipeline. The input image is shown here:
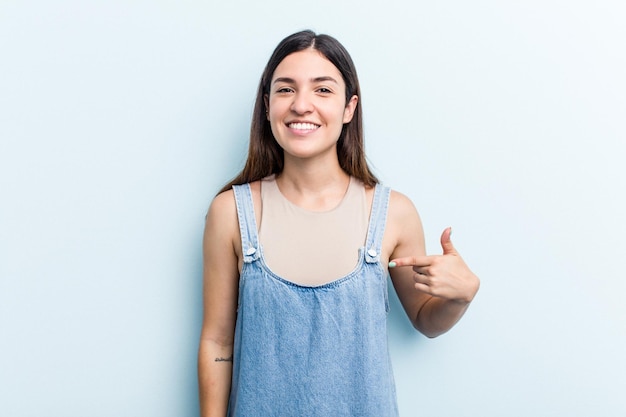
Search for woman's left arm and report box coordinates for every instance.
[387,192,480,338]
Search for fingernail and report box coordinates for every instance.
[388,261,397,268]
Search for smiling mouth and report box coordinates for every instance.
[288,122,320,131]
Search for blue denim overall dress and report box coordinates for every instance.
[229,183,399,417]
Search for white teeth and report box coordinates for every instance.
[289,122,319,130]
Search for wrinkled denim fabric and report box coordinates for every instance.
[229,183,398,417]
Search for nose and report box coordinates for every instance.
[290,91,314,114]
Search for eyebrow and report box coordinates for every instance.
[272,76,339,85]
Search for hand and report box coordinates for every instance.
[390,227,480,304]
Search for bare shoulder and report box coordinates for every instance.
[384,189,426,260]
[207,189,237,227]
[204,182,262,263]
[204,189,239,252]
[388,189,420,220]
[387,190,423,235]
[366,186,417,216]
[207,180,261,216]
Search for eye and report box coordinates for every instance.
[276,87,294,94]
[316,87,332,94]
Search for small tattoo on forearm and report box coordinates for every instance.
[215,355,233,362]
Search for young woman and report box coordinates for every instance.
[198,30,480,417]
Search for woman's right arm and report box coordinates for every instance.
[198,190,241,417]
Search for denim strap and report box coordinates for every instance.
[364,184,391,264]
[232,184,261,264]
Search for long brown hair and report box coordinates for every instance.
[219,30,378,194]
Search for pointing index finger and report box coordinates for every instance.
[389,256,431,268]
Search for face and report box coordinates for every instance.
[265,48,358,162]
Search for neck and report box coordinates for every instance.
[276,155,350,211]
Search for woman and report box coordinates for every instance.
[198,30,480,417]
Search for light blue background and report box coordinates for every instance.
[1,1,625,416]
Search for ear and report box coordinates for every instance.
[264,94,270,120]
[343,95,358,124]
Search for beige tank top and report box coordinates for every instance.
[259,176,370,286]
